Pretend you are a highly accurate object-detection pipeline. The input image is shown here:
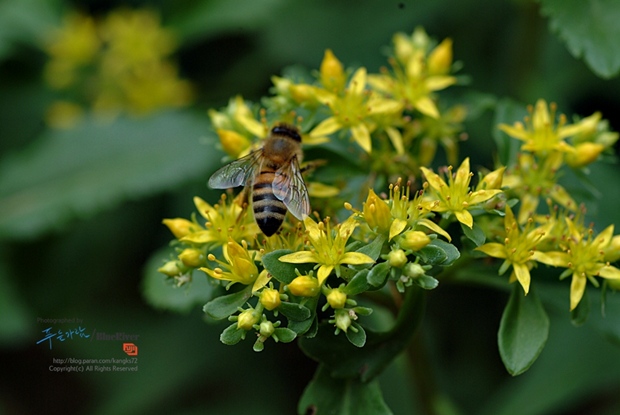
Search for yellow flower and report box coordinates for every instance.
[363,188,392,234]
[279,216,375,285]
[503,152,576,224]
[310,63,403,154]
[368,28,457,119]
[200,238,259,288]
[420,158,502,228]
[320,49,346,92]
[534,220,620,310]
[499,99,595,156]
[43,12,100,89]
[180,196,259,247]
[476,205,552,294]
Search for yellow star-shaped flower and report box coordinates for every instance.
[279,216,375,285]
[420,158,503,228]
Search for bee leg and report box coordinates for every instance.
[300,159,327,175]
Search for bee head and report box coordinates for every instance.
[271,124,302,143]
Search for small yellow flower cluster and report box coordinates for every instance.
[500,99,618,224]
[473,99,620,310]
[43,8,193,128]
[158,27,620,350]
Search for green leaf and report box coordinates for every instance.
[356,234,387,261]
[279,301,311,321]
[288,315,316,336]
[417,239,460,266]
[498,284,550,376]
[141,246,216,314]
[367,262,391,287]
[343,269,371,295]
[414,275,439,290]
[298,365,393,415]
[461,221,486,247]
[0,111,216,240]
[540,0,620,78]
[220,323,245,345]
[345,322,367,348]
[273,327,297,343]
[300,287,426,382]
[203,284,253,320]
[261,249,315,284]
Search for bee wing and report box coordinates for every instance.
[272,157,310,220]
[208,151,262,189]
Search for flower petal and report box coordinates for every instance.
[339,252,375,265]
[513,262,531,294]
[476,242,507,259]
[350,123,372,153]
[570,273,587,311]
[414,96,440,118]
[310,116,341,137]
[318,265,334,285]
[279,251,318,264]
[454,209,473,229]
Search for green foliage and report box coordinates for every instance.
[540,0,620,78]
[0,112,216,239]
[299,365,393,415]
[2,1,620,414]
[498,285,550,376]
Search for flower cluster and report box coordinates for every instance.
[159,27,619,355]
[43,8,193,128]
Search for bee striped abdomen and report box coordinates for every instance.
[253,172,287,236]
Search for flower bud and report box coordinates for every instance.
[428,38,453,75]
[178,248,204,268]
[260,288,281,311]
[399,230,431,251]
[320,49,345,92]
[237,309,259,331]
[259,320,275,337]
[216,129,250,159]
[565,142,605,168]
[162,218,196,239]
[403,262,425,278]
[334,309,352,332]
[326,289,347,309]
[288,276,320,297]
[158,260,182,277]
[387,249,408,268]
[363,188,391,233]
[604,235,620,263]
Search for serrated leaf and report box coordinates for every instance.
[273,327,297,343]
[261,249,315,284]
[298,365,393,415]
[367,262,390,287]
[279,301,311,321]
[0,112,215,240]
[461,221,486,246]
[203,284,253,320]
[345,322,366,348]
[220,323,245,345]
[498,284,549,376]
[141,246,216,314]
[540,0,620,78]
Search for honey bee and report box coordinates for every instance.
[208,124,310,236]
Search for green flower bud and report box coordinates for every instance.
[334,309,352,332]
[259,320,275,338]
[158,260,182,277]
[403,262,426,278]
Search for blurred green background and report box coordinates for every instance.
[1,0,619,414]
